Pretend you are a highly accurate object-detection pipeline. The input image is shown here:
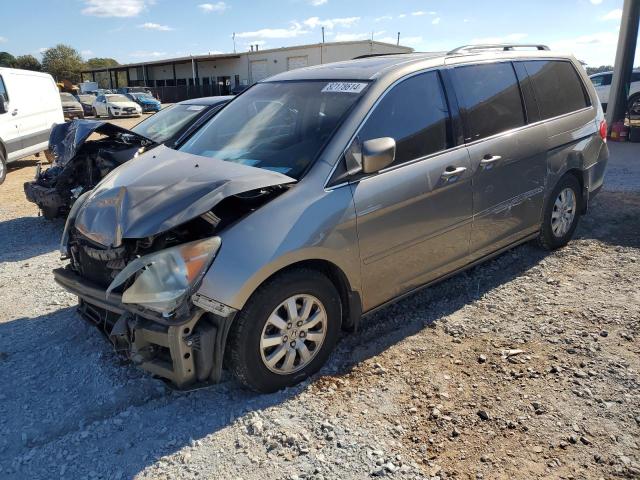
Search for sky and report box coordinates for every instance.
[0,0,637,67]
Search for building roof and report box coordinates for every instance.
[81,40,413,73]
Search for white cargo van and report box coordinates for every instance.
[0,67,64,184]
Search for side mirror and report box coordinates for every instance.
[362,137,396,174]
[0,94,8,114]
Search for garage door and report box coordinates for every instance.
[287,55,308,71]
[250,60,268,83]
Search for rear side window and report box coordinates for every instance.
[524,60,590,120]
[452,62,525,142]
[359,71,450,167]
[0,76,8,101]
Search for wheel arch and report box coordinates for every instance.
[240,258,362,332]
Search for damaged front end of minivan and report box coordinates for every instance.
[24,120,156,219]
[53,146,295,388]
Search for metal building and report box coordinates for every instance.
[80,40,413,102]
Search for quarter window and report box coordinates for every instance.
[0,76,8,101]
[358,71,450,167]
[524,60,590,120]
[452,62,525,142]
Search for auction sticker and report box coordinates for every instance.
[321,82,367,93]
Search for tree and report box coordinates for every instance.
[41,44,84,82]
[0,52,15,67]
[14,54,41,71]
[84,57,119,70]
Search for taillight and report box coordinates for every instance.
[599,119,608,142]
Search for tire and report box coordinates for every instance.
[538,174,582,250]
[41,205,59,220]
[92,107,98,117]
[0,149,6,185]
[227,268,342,393]
[108,108,114,119]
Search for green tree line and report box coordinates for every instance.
[0,44,119,83]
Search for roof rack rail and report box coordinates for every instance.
[447,44,550,55]
[353,52,412,59]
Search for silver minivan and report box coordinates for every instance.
[54,45,609,392]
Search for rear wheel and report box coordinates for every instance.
[0,150,6,185]
[538,174,582,250]
[227,268,341,393]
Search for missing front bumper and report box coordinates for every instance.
[53,267,235,388]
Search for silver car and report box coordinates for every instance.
[54,44,609,392]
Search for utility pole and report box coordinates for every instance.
[322,26,325,43]
[232,32,236,53]
[606,0,640,130]
[397,32,400,46]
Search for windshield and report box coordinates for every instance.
[78,95,95,103]
[60,93,76,102]
[131,103,208,143]
[179,81,367,179]
[106,94,131,103]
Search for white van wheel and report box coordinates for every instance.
[0,150,7,185]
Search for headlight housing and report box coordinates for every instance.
[106,237,221,314]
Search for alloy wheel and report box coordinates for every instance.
[551,187,576,238]
[259,294,327,375]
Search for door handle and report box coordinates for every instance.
[441,166,467,179]
[11,109,18,116]
[480,154,502,166]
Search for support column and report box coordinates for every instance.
[172,63,177,86]
[606,0,640,128]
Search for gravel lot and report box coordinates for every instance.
[0,125,638,479]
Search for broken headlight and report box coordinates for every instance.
[106,237,221,314]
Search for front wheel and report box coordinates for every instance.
[538,174,582,250]
[92,107,98,117]
[107,108,114,119]
[227,269,341,393]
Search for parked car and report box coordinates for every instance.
[125,92,161,113]
[0,67,64,184]
[53,45,608,393]
[92,93,142,118]
[24,96,232,218]
[589,68,640,113]
[60,92,84,120]
[117,86,153,95]
[76,94,96,117]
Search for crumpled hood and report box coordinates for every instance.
[73,145,296,247]
[49,119,152,167]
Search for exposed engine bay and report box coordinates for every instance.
[24,120,155,219]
